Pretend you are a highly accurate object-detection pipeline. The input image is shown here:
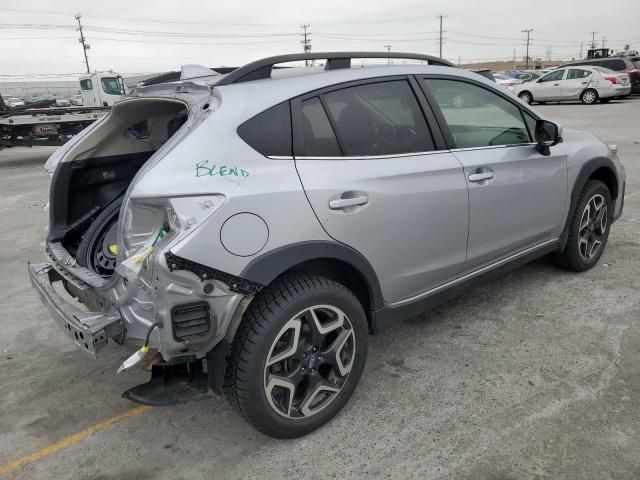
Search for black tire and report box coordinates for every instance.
[76,195,123,275]
[518,91,533,104]
[580,88,598,105]
[553,180,612,271]
[224,273,368,438]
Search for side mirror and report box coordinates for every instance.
[535,119,562,155]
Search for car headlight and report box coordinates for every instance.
[120,195,225,258]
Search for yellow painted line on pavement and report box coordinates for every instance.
[0,405,151,476]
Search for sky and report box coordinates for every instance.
[1,0,639,80]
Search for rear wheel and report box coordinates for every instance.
[553,180,611,271]
[580,88,598,104]
[518,91,533,104]
[224,273,368,438]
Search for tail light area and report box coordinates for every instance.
[604,76,618,84]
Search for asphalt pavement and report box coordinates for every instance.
[0,98,639,479]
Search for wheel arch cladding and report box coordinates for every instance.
[239,241,385,329]
[561,157,618,247]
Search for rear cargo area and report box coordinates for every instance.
[47,98,188,277]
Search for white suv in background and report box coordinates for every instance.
[515,66,631,104]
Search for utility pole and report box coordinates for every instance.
[384,44,392,64]
[513,49,516,70]
[602,36,606,49]
[75,13,91,74]
[579,41,583,59]
[521,29,533,70]
[590,31,597,49]
[300,24,311,66]
[437,14,447,58]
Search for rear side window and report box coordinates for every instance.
[567,69,592,79]
[238,102,292,157]
[603,59,628,71]
[80,79,93,90]
[322,80,434,156]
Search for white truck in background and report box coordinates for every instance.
[0,72,125,148]
[79,72,126,107]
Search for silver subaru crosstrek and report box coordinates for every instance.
[29,52,625,438]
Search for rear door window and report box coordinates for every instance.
[299,97,342,156]
[237,102,293,157]
[567,69,592,79]
[422,78,532,149]
[80,79,93,90]
[321,80,434,156]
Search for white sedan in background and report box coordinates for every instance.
[514,66,631,105]
[493,73,523,90]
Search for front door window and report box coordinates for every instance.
[422,79,532,149]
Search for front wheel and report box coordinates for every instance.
[553,180,612,271]
[224,273,368,438]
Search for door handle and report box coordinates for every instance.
[468,171,495,182]
[553,83,560,86]
[329,195,369,210]
[581,81,588,84]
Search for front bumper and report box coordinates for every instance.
[28,262,124,355]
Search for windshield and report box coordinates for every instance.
[101,77,124,96]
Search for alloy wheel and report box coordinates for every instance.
[583,90,596,104]
[263,305,356,419]
[578,193,607,261]
[519,92,532,104]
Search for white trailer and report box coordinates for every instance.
[1,72,124,148]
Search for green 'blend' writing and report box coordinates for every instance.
[195,160,250,178]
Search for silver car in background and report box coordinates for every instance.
[29,52,626,438]
[515,66,631,104]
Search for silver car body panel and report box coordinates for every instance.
[32,62,626,362]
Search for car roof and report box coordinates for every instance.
[560,57,633,68]
[214,63,499,126]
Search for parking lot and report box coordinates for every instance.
[1,98,639,479]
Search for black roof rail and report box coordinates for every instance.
[216,52,456,86]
